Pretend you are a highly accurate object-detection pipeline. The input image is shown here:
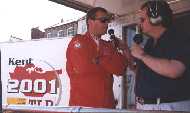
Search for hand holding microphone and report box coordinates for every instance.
[108,29,126,50]
[108,29,119,48]
[131,25,145,60]
[108,29,135,69]
[133,25,143,44]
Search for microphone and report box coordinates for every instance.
[132,25,144,66]
[133,25,143,44]
[108,29,115,40]
[108,29,119,48]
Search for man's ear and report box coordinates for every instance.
[88,19,95,29]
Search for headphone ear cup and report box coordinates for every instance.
[149,16,162,25]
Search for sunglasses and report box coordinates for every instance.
[94,16,111,23]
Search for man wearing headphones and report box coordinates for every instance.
[131,0,190,111]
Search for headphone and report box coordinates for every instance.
[147,1,163,25]
[142,0,173,28]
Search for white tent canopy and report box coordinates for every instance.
[50,0,190,16]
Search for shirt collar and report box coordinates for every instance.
[90,33,100,46]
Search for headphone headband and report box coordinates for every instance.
[141,0,173,28]
[147,1,162,25]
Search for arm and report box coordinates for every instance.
[66,38,103,74]
[99,41,127,75]
[141,54,185,79]
[113,38,136,70]
[131,43,186,79]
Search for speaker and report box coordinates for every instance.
[147,1,162,25]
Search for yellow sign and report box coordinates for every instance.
[7,98,26,105]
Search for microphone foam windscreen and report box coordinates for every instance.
[108,29,114,35]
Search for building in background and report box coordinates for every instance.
[31,14,87,40]
[31,27,45,39]
[44,19,78,39]
[31,19,78,39]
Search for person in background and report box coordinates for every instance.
[66,7,127,108]
[131,0,190,111]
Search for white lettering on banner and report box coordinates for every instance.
[7,79,57,94]
[9,58,33,65]
[33,79,46,93]
[7,79,19,93]
[20,79,33,93]
[49,79,57,94]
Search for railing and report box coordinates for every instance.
[3,105,188,113]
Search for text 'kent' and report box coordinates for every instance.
[9,58,33,65]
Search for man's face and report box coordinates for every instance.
[89,11,110,36]
[138,8,153,34]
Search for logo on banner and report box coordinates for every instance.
[7,58,63,106]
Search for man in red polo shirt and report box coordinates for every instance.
[66,7,128,108]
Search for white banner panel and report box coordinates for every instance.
[0,38,71,108]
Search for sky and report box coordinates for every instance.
[0,0,86,42]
